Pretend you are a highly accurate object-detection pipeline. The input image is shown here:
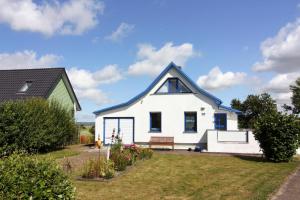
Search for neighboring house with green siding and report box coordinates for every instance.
[0,68,81,117]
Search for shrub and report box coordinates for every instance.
[81,156,115,179]
[110,150,129,171]
[254,112,300,162]
[0,152,75,199]
[138,148,153,160]
[0,98,76,156]
[123,149,136,165]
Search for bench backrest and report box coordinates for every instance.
[150,136,174,143]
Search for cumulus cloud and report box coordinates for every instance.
[261,72,300,106]
[252,17,300,105]
[197,66,247,90]
[105,22,134,42]
[0,50,60,69]
[67,65,123,105]
[196,66,247,90]
[128,42,199,76]
[75,88,110,106]
[263,72,300,93]
[0,0,104,36]
[252,18,300,73]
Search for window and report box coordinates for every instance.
[19,81,32,93]
[185,112,197,132]
[214,113,227,130]
[156,78,191,94]
[150,112,161,132]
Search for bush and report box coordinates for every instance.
[81,156,115,179]
[0,152,75,199]
[138,148,153,160]
[110,150,129,171]
[0,98,76,156]
[254,112,300,162]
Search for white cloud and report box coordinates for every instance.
[128,42,198,76]
[252,18,300,73]
[75,88,110,105]
[0,0,104,36]
[0,50,60,69]
[196,66,247,90]
[263,72,300,93]
[261,72,300,106]
[105,22,134,42]
[252,17,300,106]
[67,65,123,105]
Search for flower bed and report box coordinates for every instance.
[80,143,153,180]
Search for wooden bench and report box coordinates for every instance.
[149,136,174,150]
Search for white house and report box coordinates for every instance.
[94,62,261,153]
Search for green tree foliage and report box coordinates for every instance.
[0,98,76,155]
[0,152,75,199]
[290,78,300,114]
[254,112,300,162]
[231,93,277,128]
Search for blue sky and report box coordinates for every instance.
[0,0,300,121]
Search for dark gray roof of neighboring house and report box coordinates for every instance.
[0,68,81,110]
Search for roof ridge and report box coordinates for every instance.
[0,67,65,71]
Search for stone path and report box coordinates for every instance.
[271,167,300,200]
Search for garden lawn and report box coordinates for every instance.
[73,153,300,200]
[38,145,80,159]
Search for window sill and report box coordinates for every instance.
[183,131,198,134]
[149,131,162,133]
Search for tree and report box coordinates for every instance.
[231,93,277,129]
[290,78,300,114]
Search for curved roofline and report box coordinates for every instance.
[93,62,240,115]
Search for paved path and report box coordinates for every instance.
[272,167,300,200]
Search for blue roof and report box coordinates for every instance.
[94,62,240,115]
[218,105,242,114]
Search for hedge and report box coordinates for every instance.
[0,98,77,156]
[0,152,75,199]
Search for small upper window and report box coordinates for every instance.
[156,78,191,94]
[19,81,32,93]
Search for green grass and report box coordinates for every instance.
[38,145,80,159]
[73,153,299,200]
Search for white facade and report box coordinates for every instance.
[94,63,245,150]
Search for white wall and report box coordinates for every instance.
[207,130,262,154]
[95,68,239,146]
